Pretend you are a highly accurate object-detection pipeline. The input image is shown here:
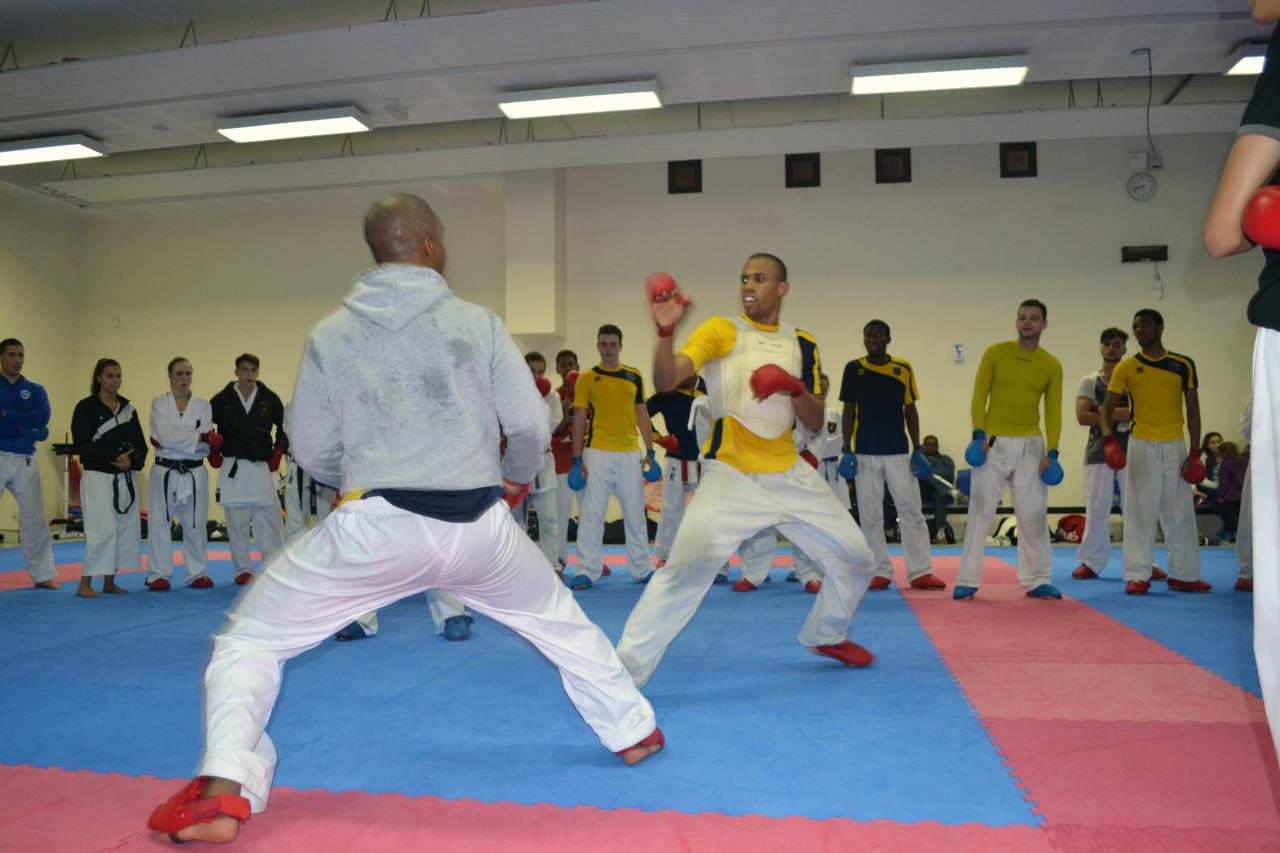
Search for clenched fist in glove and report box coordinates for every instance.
[749,364,805,401]
[645,272,692,337]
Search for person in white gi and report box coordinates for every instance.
[209,355,287,586]
[281,402,339,543]
[550,349,580,572]
[615,255,877,688]
[145,357,218,591]
[0,338,58,589]
[71,358,148,597]
[518,351,562,567]
[147,193,663,845]
[1203,1,1280,764]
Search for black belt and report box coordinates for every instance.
[156,457,201,527]
[155,457,203,472]
[112,470,136,515]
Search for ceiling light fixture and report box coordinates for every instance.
[215,106,372,143]
[851,55,1030,95]
[498,80,662,119]
[0,134,107,167]
[1226,43,1267,76]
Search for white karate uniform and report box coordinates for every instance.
[147,393,213,584]
[617,459,875,687]
[514,387,561,567]
[808,404,851,510]
[553,472,576,567]
[81,469,141,576]
[199,499,656,811]
[1121,438,1201,583]
[738,527,820,586]
[1076,463,1125,572]
[282,458,338,542]
[956,436,1052,591]
[854,454,933,582]
[1250,329,1279,764]
[1237,399,1253,583]
[574,446,650,582]
[350,589,469,637]
[653,457,698,562]
[219,457,285,576]
[0,450,56,584]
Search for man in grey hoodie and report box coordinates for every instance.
[148,194,664,845]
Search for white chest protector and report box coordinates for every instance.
[704,316,802,440]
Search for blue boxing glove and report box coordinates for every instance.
[568,457,587,491]
[838,448,857,479]
[964,429,987,467]
[1041,449,1064,485]
[643,449,663,483]
[910,447,931,479]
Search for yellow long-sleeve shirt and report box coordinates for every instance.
[970,341,1063,450]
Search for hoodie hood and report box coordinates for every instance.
[344,264,451,332]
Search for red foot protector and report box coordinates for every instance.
[147,776,251,836]
[615,726,665,758]
[809,641,874,667]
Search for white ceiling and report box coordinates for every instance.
[0,0,1270,208]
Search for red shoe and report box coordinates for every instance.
[1150,566,1168,581]
[868,576,892,591]
[804,580,822,594]
[732,578,758,592]
[1168,578,1212,593]
[147,776,251,837]
[909,573,947,590]
[1126,580,1151,596]
[809,640,874,667]
[234,571,254,585]
[615,727,665,765]
[602,566,612,576]
[145,578,171,592]
[1236,577,1254,592]
[190,576,214,589]
[653,558,667,569]
[1072,564,1098,580]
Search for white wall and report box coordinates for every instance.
[1,131,1261,535]
[0,190,82,525]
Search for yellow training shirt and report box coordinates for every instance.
[970,341,1063,450]
[574,363,645,452]
[1106,350,1197,443]
[681,315,820,474]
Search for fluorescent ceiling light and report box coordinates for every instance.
[1226,43,1267,76]
[215,106,371,143]
[498,80,662,119]
[851,55,1030,95]
[0,134,106,167]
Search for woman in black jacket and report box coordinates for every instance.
[71,358,148,597]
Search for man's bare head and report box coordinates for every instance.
[363,193,446,270]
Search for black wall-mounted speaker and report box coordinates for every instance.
[1121,245,1168,263]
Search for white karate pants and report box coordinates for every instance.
[352,589,468,637]
[1076,463,1125,573]
[616,459,875,688]
[554,472,577,568]
[224,504,285,576]
[283,467,336,542]
[1121,438,1201,583]
[146,464,210,583]
[1251,328,1279,765]
[574,447,650,581]
[1238,467,1253,582]
[0,451,56,583]
[81,470,142,577]
[654,458,699,562]
[738,528,820,586]
[855,454,934,581]
[957,436,1051,591]
[197,498,656,812]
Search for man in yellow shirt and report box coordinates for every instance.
[955,299,1064,601]
[569,325,660,589]
[1100,308,1210,595]
[615,255,876,687]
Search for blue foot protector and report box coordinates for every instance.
[570,574,593,590]
[335,622,370,641]
[637,572,654,584]
[443,614,474,641]
[713,573,728,585]
[786,571,799,583]
[1026,583,1063,600]
[953,585,978,601]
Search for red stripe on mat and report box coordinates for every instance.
[0,764,1053,853]
[898,556,1280,842]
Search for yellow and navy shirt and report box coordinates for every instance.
[573,363,645,452]
[680,315,819,474]
[971,341,1063,450]
[839,357,919,455]
[1106,350,1197,443]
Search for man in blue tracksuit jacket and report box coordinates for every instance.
[0,338,58,588]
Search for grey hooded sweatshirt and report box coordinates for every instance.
[289,264,549,499]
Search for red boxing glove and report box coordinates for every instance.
[150,436,160,448]
[563,370,579,398]
[656,434,680,453]
[502,479,530,508]
[535,375,552,397]
[268,443,285,473]
[1102,434,1126,471]
[1243,185,1280,249]
[1182,448,1207,484]
[208,448,223,469]
[201,432,224,451]
[749,364,806,401]
[645,272,692,337]
[800,450,819,469]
